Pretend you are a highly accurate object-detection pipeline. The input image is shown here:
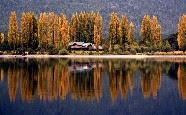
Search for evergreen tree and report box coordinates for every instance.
[163,40,171,52]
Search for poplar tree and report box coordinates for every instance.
[48,12,59,48]
[127,22,134,45]
[109,12,119,52]
[87,12,97,43]
[81,11,89,42]
[0,33,4,44]
[8,11,18,50]
[0,33,5,50]
[151,16,162,49]
[119,15,129,49]
[69,12,98,43]
[21,12,38,50]
[94,13,103,52]
[38,12,49,48]
[59,14,70,49]
[178,15,186,51]
[140,15,151,46]
[70,14,78,42]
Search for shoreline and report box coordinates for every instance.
[1,55,186,59]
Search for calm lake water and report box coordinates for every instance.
[0,58,186,115]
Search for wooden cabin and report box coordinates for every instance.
[68,42,103,51]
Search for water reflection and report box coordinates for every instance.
[0,58,186,103]
[140,62,162,98]
[178,63,186,100]
[108,60,135,103]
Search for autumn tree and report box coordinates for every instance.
[119,15,129,49]
[21,12,39,51]
[86,12,97,43]
[94,13,103,52]
[0,33,4,45]
[48,12,59,48]
[70,14,78,42]
[59,14,70,49]
[127,22,135,45]
[140,15,151,46]
[8,11,18,50]
[80,11,88,42]
[109,12,120,52]
[0,33,5,50]
[38,12,49,49]
[69,12,97,43]
[178,15,186,51]
[151,16,162,49]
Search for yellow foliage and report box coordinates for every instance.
[127,22,135,45]
[8,11,18,49]
[178,15,186,50]
[94,13,103,51]
[109,12,120,52]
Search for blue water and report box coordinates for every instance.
[0,58,185,115]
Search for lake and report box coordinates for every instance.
[0,58,186,115]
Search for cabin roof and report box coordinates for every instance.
[69,42,84,46]
[82,43,93,47]
[68,42,103,50]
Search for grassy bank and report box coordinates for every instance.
[1,50,186,56]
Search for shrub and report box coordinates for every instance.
[136,47,142,53]
[59,49,69,55]
[130,48,137,55]
[0,51,3,55]
[28,48,36,54]
[88,51,94,55]
[49,48,59,55]
[113,44,121,54]
[16,47,27,55]
[115,49,123,55]
[163,40,172,52]
[123,51,130,55]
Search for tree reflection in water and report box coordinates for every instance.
[0,58,185,103]
[108,60,136,103]
[140,61,162,98]
[178,63,186,100]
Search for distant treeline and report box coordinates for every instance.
[0,11,186,54]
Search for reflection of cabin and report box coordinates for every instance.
[69,63,94,72]
[68,62,103,72]
[68,42,103,51]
